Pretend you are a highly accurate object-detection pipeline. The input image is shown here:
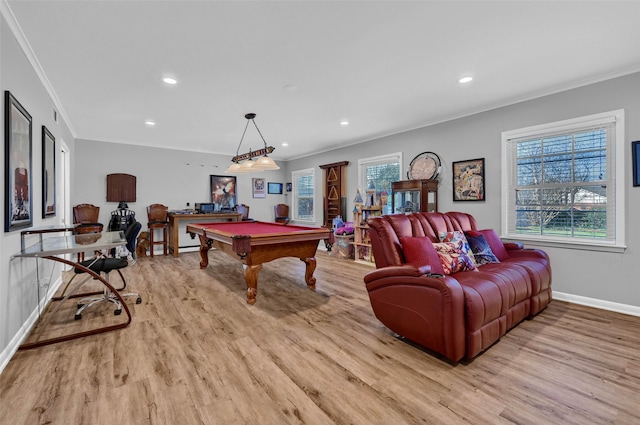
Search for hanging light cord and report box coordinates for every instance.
[250,118,269,150]
[234,119,251,161]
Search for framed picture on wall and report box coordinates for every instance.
[452,158,485,201]
[252,177,266,198]
[4,91,33,231]
[42,126,56,218]
[210,175,237,211]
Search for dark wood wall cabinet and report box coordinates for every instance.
[319,161,349,228]
[391,179,438,213]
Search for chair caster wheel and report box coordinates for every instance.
[75,313,82,320]
[114,309,122,316]
[136,297,142,304]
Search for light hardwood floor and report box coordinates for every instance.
[1,250,639,424]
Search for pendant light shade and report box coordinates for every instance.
[226,113,279,173]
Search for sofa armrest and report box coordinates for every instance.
[363,266,466,362]
[504,242,524,250]
[363,264,431,283]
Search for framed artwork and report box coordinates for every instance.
[210,175,237,211]
[267,182,283,194]
[252,177,266,198]
[4,91,33,231]
[452,158,485,201]
[633,141,640,187]
[286,182,292,192]
[42,126,56,217]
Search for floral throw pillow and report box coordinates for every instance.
[432,240,478,275]
[464,233,500,265]
[438,230,477,266]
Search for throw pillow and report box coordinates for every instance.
[400,236,445,275]
[476,229,509,261]
[432,240,478,275]
[464,233,500,265]
[438,230,477,265]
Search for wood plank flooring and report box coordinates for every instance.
[1,250,639,424]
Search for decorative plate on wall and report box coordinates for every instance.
[407,151,441,180]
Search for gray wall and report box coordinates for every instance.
[73,140,289,249]
[286,72,640,313]
[1,13,75,367]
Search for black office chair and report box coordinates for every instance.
[74,221,143,320]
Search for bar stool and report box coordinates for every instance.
[147,203,168,256]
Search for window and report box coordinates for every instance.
[358,152,402,215]
[292,168,314,222]
[502,110,625,250]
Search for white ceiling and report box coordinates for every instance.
[6,0,640,161]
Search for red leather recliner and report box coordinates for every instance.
[364,211,551,362]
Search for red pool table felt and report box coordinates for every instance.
[186,221,332,304]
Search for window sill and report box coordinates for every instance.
[501,235,626,253]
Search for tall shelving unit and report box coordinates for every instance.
[319,161,349,228]
[352,206,382,265]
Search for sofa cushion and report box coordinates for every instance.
[433,240,477,274]
[466,229,509,261]
[439,230,477,265]
[399,236,445,275]
[465,232,500,265]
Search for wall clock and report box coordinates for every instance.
[407,151,441,180]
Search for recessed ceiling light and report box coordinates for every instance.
[340,120,349,127]
[162,77,177,85]
[281,142,289,147]
[459,76,473,84]
[145,120,156,126]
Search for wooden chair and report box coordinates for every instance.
[274,204,290,224]
[73,203,103,234]
[147,204,169,256]
[73,203,103,261]
[236,204,253,221]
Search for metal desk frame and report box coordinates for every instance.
[14,228,133,350]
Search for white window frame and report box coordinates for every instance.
[358,152,403,214]
[501,109,625,252]
[292,168,315,223]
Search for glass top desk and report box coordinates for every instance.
[14,229,134,350]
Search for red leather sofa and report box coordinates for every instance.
[364,211,552,362]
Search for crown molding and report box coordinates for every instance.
[1,0,77,137]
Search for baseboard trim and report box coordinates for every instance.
[553,291,640,317]
[0,276,64,374]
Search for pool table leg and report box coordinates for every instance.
[301,257,317,290]
[197,235,212,268]
[242,264,263,304]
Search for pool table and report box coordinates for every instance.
[186,221,333,304]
